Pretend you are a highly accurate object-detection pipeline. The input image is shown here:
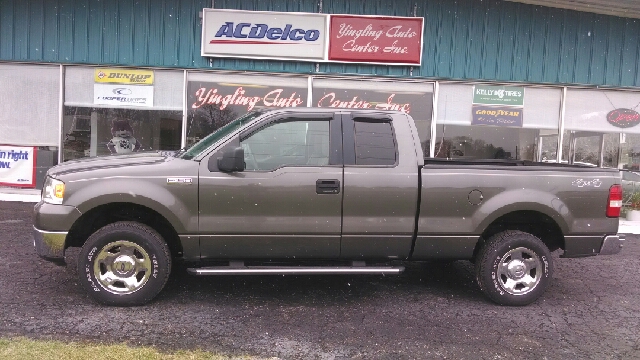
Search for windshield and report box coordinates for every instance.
[178,110,266,160]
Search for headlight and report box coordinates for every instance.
[42,177,65,205]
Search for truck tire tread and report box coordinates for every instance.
[77,221,171,306]
[475,230,553,306]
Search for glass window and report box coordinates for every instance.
[620,134,640,170]
[62,67,183,161]
[0,64,60,146]
[312,78,433,157]
[240,119,330,171]
[186,73,308,147]
[436,84,561,161]
[563,88,640,168]
[62,108,183,161]
[354,121,396,166]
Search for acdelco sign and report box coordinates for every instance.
[212,23,321,42]
[201,9,328,61]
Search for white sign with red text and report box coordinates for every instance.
[0,145,37,188]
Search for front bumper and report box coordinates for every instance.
[33,227,68,265]
[32,201,81,266]
[599,234,625,255]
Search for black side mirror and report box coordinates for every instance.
[215,147,245,173]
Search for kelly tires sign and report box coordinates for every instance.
[471,85,525,128]
[0,145,36,188]
[201,9,424,66]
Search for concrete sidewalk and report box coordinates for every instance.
[3,186,640,234]
[0,187,41,203]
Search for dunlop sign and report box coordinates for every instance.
[94,68,154,85]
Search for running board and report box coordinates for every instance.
[187,265,405,276]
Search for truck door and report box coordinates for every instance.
[340,114,420,259]
[197,112,344,259]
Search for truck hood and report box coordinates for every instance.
[48,152,169,178]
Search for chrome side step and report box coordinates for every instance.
[187,264,405,276]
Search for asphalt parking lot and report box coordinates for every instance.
[1,200,639,359]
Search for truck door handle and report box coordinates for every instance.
[316,179,340,194]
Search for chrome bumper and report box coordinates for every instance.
[599,234,625,255]
[33,226,68,265]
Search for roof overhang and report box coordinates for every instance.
[505,0,640,19]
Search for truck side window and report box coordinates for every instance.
[354,120,396,166]
[240,119,330,171]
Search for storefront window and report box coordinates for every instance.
[312,78,433,156]
[435,84,561,161]
[186,73,308,147]
[0,64,60,147]
[0,64,61,188]
[62,67,183,161]
[62,108,182,160]
[620,134,640,170]
[563,89,640,168]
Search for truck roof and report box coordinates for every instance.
[255,107,407,116]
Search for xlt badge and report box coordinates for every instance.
[167,178,193,184]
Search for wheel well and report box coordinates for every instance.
[65,203,183,259]
[473,211,564,259]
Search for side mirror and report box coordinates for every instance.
[214,147,245,173]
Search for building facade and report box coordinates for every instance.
[1,0,640,188]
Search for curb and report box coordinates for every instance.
[0,193,40,203]
[0,188,41,203]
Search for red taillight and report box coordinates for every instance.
[607,184,623,218]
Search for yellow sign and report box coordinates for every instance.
[94,68,154,84]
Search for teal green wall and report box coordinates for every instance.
[1,0,639,87]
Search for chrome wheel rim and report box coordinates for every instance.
[496,247,542,296]
[93,240,152,295]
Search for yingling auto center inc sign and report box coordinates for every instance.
[201,9,424,66]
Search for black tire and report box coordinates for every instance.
[77,221,171,306]
[475,230,553,306]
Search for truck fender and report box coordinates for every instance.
[473,189,571,235]
[66,178,191,233]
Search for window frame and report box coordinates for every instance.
[236,112,341,172]
[342,114,399,167]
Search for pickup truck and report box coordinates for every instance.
[33,108,625,307]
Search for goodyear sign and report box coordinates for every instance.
[94,68,154,85]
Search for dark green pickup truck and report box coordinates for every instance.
[34,108,624,306]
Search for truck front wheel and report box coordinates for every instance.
[475,230,553,306]
[77,221,171,306]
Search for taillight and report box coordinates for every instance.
[607,184,623,218]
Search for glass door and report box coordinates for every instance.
[567,131,604,167]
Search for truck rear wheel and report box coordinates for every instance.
[475,230,553,306]
[77,221,171,306]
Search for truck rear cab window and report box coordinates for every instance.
[354,120,396,166]
[240,119,330,171]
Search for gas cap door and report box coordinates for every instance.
[468,189,483,205]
